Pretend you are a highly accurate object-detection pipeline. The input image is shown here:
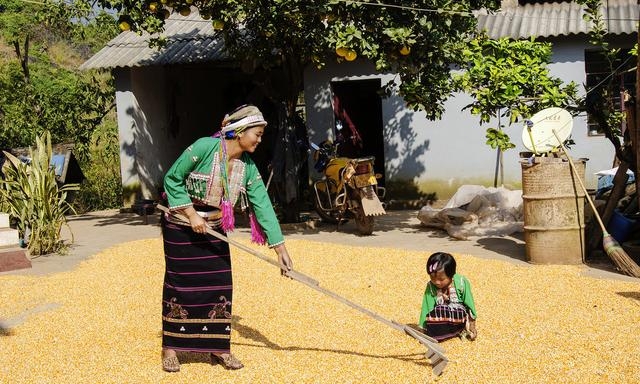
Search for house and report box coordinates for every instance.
[80,16,272,204]
[81,0,637,204]
[304,0,637,198]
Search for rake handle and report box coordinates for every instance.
[551,130,607,232]
[156,205,448,369]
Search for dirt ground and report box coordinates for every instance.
[3,208,636,283]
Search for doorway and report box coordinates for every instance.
[331,79,385,185]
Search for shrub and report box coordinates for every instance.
[0,132,78,255]
[73,119,122,212]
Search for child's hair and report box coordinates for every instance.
[426,252,456,278]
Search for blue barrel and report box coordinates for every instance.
[608,210,636,244]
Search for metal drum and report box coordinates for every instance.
[521,156,586,264]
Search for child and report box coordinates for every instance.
[418,252,477,341]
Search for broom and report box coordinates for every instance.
[156,205,449,376]
[552,130,640,278]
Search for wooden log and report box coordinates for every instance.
[602,162,630,226]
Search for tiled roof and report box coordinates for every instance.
[80,1,639,69]
[79,9,228,70]
[475,0,638,39]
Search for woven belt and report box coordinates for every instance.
[196,210,222,221]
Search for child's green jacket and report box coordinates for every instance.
[418,273,477,327]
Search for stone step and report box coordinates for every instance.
[0,247,31,272]
[0,227,19,248]
[0,213,8,228]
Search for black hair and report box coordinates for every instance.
[426,252,456,278]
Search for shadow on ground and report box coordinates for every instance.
[475,235,527,262]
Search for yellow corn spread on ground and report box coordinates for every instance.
[0,237,639,383]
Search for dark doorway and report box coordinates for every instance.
[331,79,385,185]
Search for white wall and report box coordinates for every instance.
[113,65,274,202]
[304,39,617,199]
[114,66,172,203]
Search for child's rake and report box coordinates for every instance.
[157,205,449,376]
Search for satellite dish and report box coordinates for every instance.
[521,107,573,154]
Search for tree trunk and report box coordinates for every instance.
[13,37,30,83]
[266,55,308,223]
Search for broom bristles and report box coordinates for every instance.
[602,232,640,278]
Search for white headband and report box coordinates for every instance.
[221,114,267,133]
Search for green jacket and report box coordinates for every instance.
[164,136,284,247]
[418,273,477,327]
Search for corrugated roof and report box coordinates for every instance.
[475,0,639,39]
[79,8,228,70]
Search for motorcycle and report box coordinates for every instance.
[310,140,386,235]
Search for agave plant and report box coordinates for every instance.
[0,132,79,256]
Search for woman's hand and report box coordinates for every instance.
[273,244,293,276]
[182,207,209,234]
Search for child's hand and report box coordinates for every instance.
[466,319,477,341]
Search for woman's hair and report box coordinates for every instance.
[426,252,456,278]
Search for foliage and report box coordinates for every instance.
[0,0,118,160]
[92,1,504,218]
[0,0,118,48]
[0,132,78,256]
[454,36,579,151]
[72,119,123,212]
[98,0,500,118]
[0,61,115,159]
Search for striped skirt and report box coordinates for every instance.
[161,217,233,354]
[424,303,469,342]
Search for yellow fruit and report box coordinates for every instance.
[335,46,348,57]
[185,0,193,4]
[148,2,158,12]
[200,11,211,20]
[344,50,357,61]
[265,30,273,37]
[160,0,168,4]
[212,19,225,30]
[161,9,170,20]
[399,45,411,55]
[179,7,190,17]
[118,21,131,32]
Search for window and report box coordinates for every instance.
[584,49,636,136]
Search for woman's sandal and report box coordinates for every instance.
[162,355,180,372]
[211,353,244,370]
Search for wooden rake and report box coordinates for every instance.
[157,205,449,376]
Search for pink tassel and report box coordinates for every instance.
[249,212,267,245]
[220,200,235,232]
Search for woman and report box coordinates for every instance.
[161,104,293,372]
